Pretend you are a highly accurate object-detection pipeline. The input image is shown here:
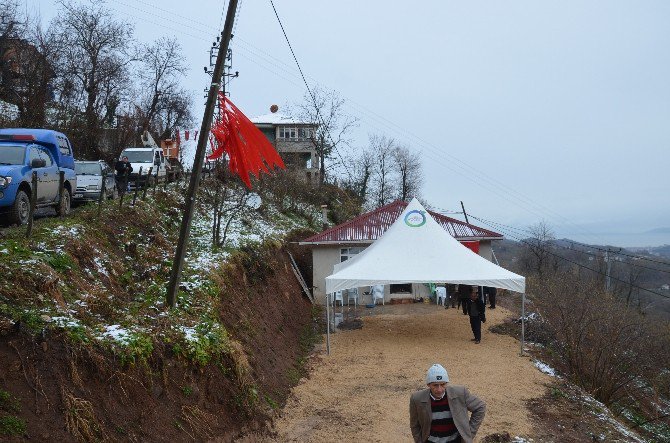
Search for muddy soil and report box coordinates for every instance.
[265,302,552,442]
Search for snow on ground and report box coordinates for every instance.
[101,324,134,345]
[581,393,646,442]
[51,316,82,328]
[52,224,83,238]
[533,360,557,377]
[93,256,109,277]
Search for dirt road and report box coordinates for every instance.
[267,303,552,442]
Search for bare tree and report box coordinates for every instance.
[520,221,557,277]
[0,0,22,103]
[294,86,357,185]
[156,91,193,140]
[136,37,189,134]
[392,144,423,201]
[52,1,134,158]
[368,134,397,208]
[342,147,374,202]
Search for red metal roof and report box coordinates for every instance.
[300,200,503,244]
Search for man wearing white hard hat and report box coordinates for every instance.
[409,364,486,443]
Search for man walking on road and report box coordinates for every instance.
[467,288,486,344]
[409,363,486,443]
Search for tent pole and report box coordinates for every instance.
[326,293,331,355]
[520,292,526,356]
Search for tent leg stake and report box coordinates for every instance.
[520,292,526,356]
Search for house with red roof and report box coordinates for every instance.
[299,200,504,304]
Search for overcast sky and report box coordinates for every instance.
[25,0,670,247]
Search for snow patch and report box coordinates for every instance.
[93,256,109,277]
[178,326,198,342]
[101,324,132,344]
[534,360,557,376]
[52,316,81,328]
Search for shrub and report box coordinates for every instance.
[533,271,670,406]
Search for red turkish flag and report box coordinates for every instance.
[185,130,190,141]
[207,94,285,187]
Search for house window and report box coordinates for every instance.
[279,126,315,141]
[278,126,297,140]
[340,247,364,263]
[298,127,313,139]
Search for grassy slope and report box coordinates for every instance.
[0,179,322,440]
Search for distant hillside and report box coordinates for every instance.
[493,237,670,317]
[630,244,670,260]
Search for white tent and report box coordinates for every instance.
[323,198,528,354]
[325,198,525,294]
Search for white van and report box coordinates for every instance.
[120,147,167,187]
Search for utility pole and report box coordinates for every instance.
[460,201,470,225]
[166,0,239,308]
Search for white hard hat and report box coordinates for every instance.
[426,364,449,384]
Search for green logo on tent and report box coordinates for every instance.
[404,210,426,227]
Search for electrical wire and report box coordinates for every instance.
[562,239,670,267]
[268,0,354,183]
[469,215,670,277]
[56,0,665,251]
[108,0,589,225]
[468,215,670,299]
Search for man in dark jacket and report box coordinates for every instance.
[467,287,486,344]
[114,156,133,194]
[457,284,470,315]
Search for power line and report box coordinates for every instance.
[468,215,670,276]
[56,0,662,251]
[103,0,602,237]
[562,239,670,267]
[268,0,354,183]
[469,215,670,300]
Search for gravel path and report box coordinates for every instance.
[267,303,552,442]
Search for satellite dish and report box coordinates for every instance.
[246,193,262,209]
[270,104,279,113]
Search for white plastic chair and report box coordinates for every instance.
[436,286,447,306]
[371,285,385,305]
[346,288,359,306]
[333,291,343,306]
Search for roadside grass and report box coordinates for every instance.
[0,180,323,433]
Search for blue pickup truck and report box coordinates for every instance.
[0,128,77,225]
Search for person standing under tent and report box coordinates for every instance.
[444,284,457,309]
[457,284,470,315]
[467,287,486,344]
[486,286,497,309]
[409,363,486,443]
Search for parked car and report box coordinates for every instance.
[0,128,76,225]
[73,160,117,204]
